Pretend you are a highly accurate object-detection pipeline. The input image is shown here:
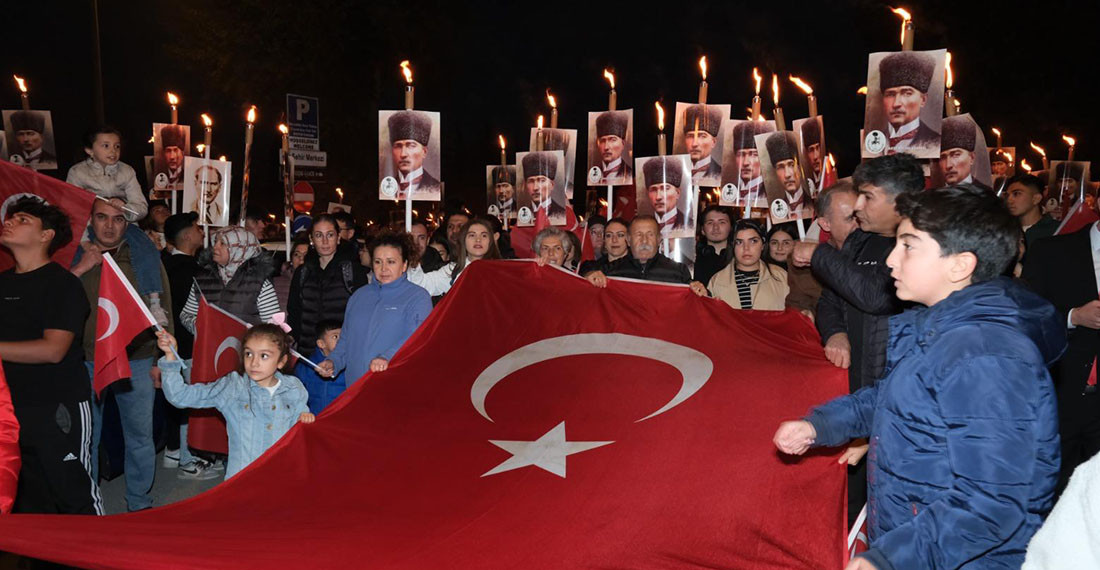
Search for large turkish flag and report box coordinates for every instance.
[0,160,96,273]
[0,261,847,568]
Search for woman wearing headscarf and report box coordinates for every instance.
[180,226,281,331]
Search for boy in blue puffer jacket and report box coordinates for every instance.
[775,185,1064,570]
[296,319,346,414]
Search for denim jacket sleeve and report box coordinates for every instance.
[159,357,237,412]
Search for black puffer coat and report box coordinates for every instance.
[287,241,369,348]
[194,250,275,326]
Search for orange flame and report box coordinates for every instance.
[945,52,953,89]
[13,75,27,93]
[603,69,615,89]
[148,136,155,144]
[891,7,912,21]
[278,124,289,135]
[268,214,276,221]
[857,86,868,95]
[498,135,506,150]
[827,154,836,169]
[246,106,257,123]
[1020,159,1032,173]
[990,127,1001,138]
[699,56,708,80]
[1029,142,1046,157]
[546,90,556,108]
[399,60,413,84]
[771,74,780,106]
[166,91,178,105]
[336,188,343,200]
[195,144,206,154]
[655,102,665,131]
[537,115,544,129]
[752,67,762,95]
[789,75,813,95]
[1063,134,1077,147]
[218,155,227,162]
[756,115,766,123]
[201,113,213,127]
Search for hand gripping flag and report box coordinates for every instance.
[187,294,249,454]
[93,253,158,395]
[0,261,848,568]
[0,159,96,273]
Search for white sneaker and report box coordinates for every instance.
[163,448,180,468]
[177,459,221,481]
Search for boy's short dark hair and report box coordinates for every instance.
[894,184,1019,283]
[700,205,733,223]
[315,319,342,338]
[243,205,267,224]
[1006,174,1044,195]
[9,196,72,255]
[332,211,355,229]
[853,153,925,197]
[83,125,123,149]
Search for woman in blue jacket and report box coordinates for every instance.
[319,233,431,386]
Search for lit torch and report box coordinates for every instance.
[546,90,558,128]
[772,74,786,131]
[13,75,29,110]
[751,68,763,120]
[1030,141,1048,170]
[1020,159,1032,174]
[167,92,179,124]
[604,69,617,111]
[944,52,957,117]
[698,56,708,104]
[400,60,414,110]
[498,135,507,169]
[892,7,913,50]
[279,123,293,258]
[238,105,257,226]
[857,86,868,95]
[336,187,344,204]
[655,101,667,156]
[991,127,1002,149]
[200,114,213,159]
[789,75,816,118]
[1064,134,1077,163]
[536,115,545,151]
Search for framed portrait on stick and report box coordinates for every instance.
[2,110,58,171]
[756,131,813,224]
[515,150,567,227]
[378,110,442,202]
[153,123,190,193]
[673,103,730,188]
[182,156,232,227]
[486,165,517,223]
[719,119,775,211]
[930,113,993,191]
[634,155,697,240]
[862,49,946,160]
[529,128,577,199]
[586,110,633,187]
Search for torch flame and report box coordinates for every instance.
[13,75,27,93]
[756,115,766,123]
[336,188,344,200]
[498,135,506,150]
[1020,159,1032,173]
[278,123,289,135]
[771,74,780,107]
[218,155,227,162]
[195,144,206,154]
[1063,134,1076,147]
[1029,142,1046,157]
[891,7,912,21]
[603,69,615,89]
[945,52,953,89]
[268,214,276,221]
[752,67,762,95]
[857,86,868,95]
[399,60,413,84]
[789,75,813,95]
[537,115,544,129]
[699,56,708,80]
[990,127,1001,137]
[167,91,178,105]
[655,102,665,131]
[201,113,213,127]
[827,153,836,169]
[148,136,155,144]
[246,105,257,124]
[546,90,556,109]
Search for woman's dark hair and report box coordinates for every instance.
[454,218,501,276]
[311,213,338,234]
[428,232,453,261]
[240,324,291,373]
[369,231,414,264]
[83,126,123,150]
[766,222,799,243]
[732,219,767,256]
[8,196,72,254]
[894,184,1019,283]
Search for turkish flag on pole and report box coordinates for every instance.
[0,160,96,273]
[93,253,158,395]
[187,295,249,454]
[1055,198,1100,235]
[0,262,848,568]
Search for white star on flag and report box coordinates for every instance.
[482,422,613,478]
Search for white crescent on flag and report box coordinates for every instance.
[96,298,120,341]
[214,336,242,369]
[470,333,714,423]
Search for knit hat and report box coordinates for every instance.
[643,156,684,188]
[879,51,937,93]
[387,111,432,146]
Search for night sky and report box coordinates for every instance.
[9,0,1099,225]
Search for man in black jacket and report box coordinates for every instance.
[789,153,924,525]
[1023,218,1100,495]
[585,216,692,286]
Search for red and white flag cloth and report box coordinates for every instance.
[512,205,587,259]
[0,361,19,515]
[848,503,869,559]
[93,253,158,395]
[1055,198,1100,236]
[187,294,249,454]
[0,261,848,568]
[0,159,96,273]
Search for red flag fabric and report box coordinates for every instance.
[577,222,596,267]
[0,261,847,568]
[847,503,869,560]
[0,360,19,515]
[187,295,249,454]
[1055,198,1099,236]
[0,160,96,273]
[513,206,587,259]
[93,254,157,395]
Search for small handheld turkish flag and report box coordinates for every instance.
[187,294,249,454]
[93,253,158,395]
[1055,197,1100,236]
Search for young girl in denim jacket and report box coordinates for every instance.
[156,324,314,479]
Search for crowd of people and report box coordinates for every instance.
[0,122,1098,568]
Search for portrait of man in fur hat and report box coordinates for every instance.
[719,119,776,209]
[486,165,517,221]
[3,110,57,170]
[937,114,992,191]
[673,103,729,189]
[153,123,190,191]
[587,110,633,186]
[378,109,442,201]
[634,155,696,239]
[862,49,946,159]
[516,150,567,226]
[757,131,813,221]
[794,117,826,193]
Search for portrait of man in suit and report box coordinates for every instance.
[183,157,231,227]
[588,110,633,186]
[761,131,813,221]
[3,110,57,171]
[153,123,189,191]
[635,155,695,240]
[719,119,775,210]
[863,49,945,159]
[516,150,567,227]
[936,114,992,191]
[796,117,826,193]
[486,165,517,221]
[379,109,442,201]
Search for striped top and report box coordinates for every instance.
[734,269,759,309]
[179,280,282,334]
